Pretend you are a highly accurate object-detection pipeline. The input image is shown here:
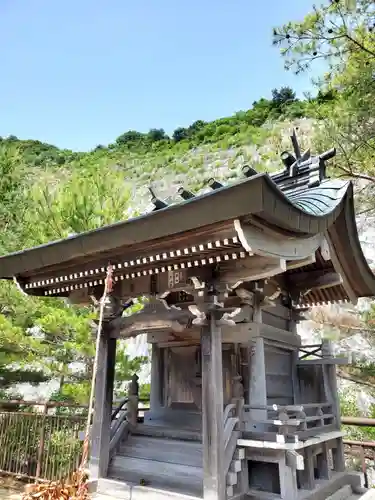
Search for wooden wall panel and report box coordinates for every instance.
[264,345,294,406]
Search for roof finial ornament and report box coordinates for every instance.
[290,128,302,160]
[207,178,223,190]
[177,186,195,200]
[242,165,258,178]
[148,187,168,211]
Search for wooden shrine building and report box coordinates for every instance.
[0,132,374,500]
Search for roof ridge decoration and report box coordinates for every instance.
[147,129,336,212]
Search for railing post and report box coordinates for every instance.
[360,446,369,488]
[35,403,48,480]
[128,374,139,428]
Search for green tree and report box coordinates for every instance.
[172,127,189,142]
[271,86,296,107]
[0,292,48,397]
[116,130,145,146]
[274,0,375,213]
[147,128,167,142]
[273,0,374,75]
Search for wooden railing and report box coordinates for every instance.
[0,401,87,482]
[242,402,336,442]
[109,374,139,458]
[0,384,146,482]
[341,416,375,489]
[223,402,240,475]
[223,376,245,481]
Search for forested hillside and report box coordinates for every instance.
[0,0,374,414]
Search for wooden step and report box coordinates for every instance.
[132,424,202,442]
[96,478,202,500]
[119,435,202,467]
[108,456,203,497]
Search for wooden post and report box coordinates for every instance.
[299,448,315,490]
[201,311,225,500]
[249,337,267,423]
[89,328,117,479]
[128,373,139,427]
[249,293,267,425]
[279,453,298,500]
[322,339,346,472]
[150,344,162,413]
[35,403,48,480]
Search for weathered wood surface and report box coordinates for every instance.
[96,477,202,500]
[133,423,202,442]
[119,435,202,467]
[234,219,323,261]
[109,456,203,497]
[249,336,267,424]
[141,321,301,347]
[264,344,294,406]
[297,358,348,366]
[201,313,225,500]
[150,344,162,413]
[90,332,116,478]
[109,421,129,458]
[325,232,358,305]
[108,425,203,497]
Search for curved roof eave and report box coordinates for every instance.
[257,175,351,234]
[326,186,375,299]
[0,174,365,286]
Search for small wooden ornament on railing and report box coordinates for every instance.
[127,374,139,428]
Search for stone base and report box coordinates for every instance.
[298,472,362,500]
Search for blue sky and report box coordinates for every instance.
[0,0,316,151]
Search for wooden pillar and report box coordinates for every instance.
[279,453,298,500]
[322,340,346,472]
[89,326,117,479]
[201,312,225,500]
[289,314,301,405]
[299,448,315,490]
[150,344,162,413]
[249,337,267,423]
[249,293,267,424]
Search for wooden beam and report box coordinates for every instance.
[286,254,316,271]
[288,270,342,292]
[297,358,348,366]
[234,219,322,260]
[201,312,225,500]
[89,329,117,479]
[220,255,287,289]
[320,238,331,261]
[114,320,301,348]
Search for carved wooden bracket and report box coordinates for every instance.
[110,297,195,337]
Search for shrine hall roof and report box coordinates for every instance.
[0,132,374,307]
